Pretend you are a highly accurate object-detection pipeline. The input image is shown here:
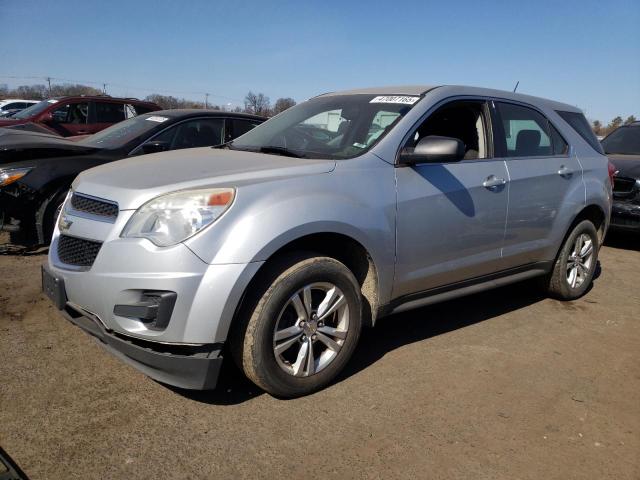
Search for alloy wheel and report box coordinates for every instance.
[272,282,349,377]
[566,233,594,289]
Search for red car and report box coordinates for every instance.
[0,96,160,136]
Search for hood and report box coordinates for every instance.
[0,118,22,127]
[74,147,336,210]
[609,154,640,179]
[0,122,58,135]
[0,128,99,164]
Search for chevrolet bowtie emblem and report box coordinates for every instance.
[59,215,73,232]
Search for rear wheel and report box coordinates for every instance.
[546,220,599,300]
[232,254,362,398]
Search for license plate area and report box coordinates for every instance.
[42,265,67,310]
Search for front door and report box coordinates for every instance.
[48,101,90,136]
[393,99,509,298]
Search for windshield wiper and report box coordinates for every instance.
[259,146,305,158]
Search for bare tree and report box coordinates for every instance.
[244,91,271,116]
[12,84,48,100]
[624,115,637,125]
[50,83,102,97]
[272,97,296,115]
[608,116,624,131]
[144,94,207,110]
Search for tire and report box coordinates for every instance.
[42,190,68,245]
[546,220,599,300]
[231,253,362,398]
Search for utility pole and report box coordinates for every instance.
[103,83,107,95]
[205,93,209,109]
[46,77,52,96]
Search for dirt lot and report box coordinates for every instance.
[0,233,638,479]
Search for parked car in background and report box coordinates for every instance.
[41,85,611,398]
[0,99,39,117]
[0,96,160,136]
[602,121,640,231]
[0,109,265,246]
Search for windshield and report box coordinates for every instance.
[80,113,171,149]
[602,126,640,155]
[230,94,420,159]
[12,99,58,119]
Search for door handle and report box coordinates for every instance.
[482,175,506,189]
[557,165,573,178]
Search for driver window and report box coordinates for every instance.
[52,102,88,124]
[407,101,488,159]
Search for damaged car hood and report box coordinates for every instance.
[0,128,99,164]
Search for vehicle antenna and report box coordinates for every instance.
[513,81,520,93]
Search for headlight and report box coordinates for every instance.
[121,188,235,246]
[0,167,32,187]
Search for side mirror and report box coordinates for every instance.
[141,140,171,154]
[399,135,465,165]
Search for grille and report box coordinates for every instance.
[57,235,102,267]
[613,176,637,195]
[70,193,118,219]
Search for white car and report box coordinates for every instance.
[0,99,39,117]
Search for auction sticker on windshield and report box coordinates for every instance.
[370,96,420,105]
[146,116,169,123]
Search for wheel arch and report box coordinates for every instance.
[34,176,75,244]
[218,230,383,347]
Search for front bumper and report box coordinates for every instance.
[44,264,223,390]
[0,185,39,243]
[49,217,263,344]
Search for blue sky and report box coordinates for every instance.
[1,0,638,122]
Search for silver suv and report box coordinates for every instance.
[43,85,612,398]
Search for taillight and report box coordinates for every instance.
[608,160,617,188]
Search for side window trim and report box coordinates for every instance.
[394,96,496,164]
[489,100,507,158]
[492,98,570,159]
[128,116,223,155]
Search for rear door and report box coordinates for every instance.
[494,101,583,267]
[393,99,509,298]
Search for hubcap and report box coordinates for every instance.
[272,282,349,377]
[566,233,594,289]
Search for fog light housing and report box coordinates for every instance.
[113,291,177,330]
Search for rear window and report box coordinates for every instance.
[601,126,640,155]
[557,111,604,154]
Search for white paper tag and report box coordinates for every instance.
[370,95,420,105]
[145,116,169,123]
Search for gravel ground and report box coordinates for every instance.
[0,232,638,479]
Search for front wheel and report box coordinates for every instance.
[232,254,362,398]
[42,190,69,245]
[546,220,599,300]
